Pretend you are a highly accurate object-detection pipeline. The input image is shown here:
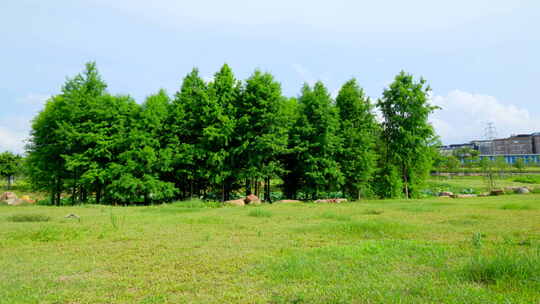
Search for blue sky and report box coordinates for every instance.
[1,0,539,152]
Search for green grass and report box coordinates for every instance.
[1,194,540,303]
[6,213,51,222]
[425,175,540,195]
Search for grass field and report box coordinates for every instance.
[1,193,539,303]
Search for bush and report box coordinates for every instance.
[513,176,540,184]
[7,213,51,222]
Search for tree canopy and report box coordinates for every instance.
[23,62,439,204]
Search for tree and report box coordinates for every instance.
[287,82,343,199]
[236,70,288,202]
[514,158,525,172]
[445,155,460,172]
[106,90,177,205]
[335,79,378,200]
[0,152,22,189]
[26,95,71,205]
[377,71,438,198]
[205,64,241,201]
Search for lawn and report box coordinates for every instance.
[1,194,539,303]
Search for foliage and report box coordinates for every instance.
[335,79,378,200]
[0,152,22,189]
[286,82,343,199]
[377,71,438,198]
[24,62,441,204]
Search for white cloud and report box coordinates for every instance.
[0,127,26,154]
[19,93,50,105]
[292,64,315,86]
[430,90,540,144]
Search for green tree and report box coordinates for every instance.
[514,158,525,172]
[26,95,71,205]
[168,68,209,199]
[206,64,241,201]
[106,90,177,205]
[335,79,378,200]
[377,71,438,198]
[288,82,343,199]
[236,70,288,202]
[445,155,460,172]
[0,152,22,189]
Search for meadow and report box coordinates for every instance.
[1,188,539,303]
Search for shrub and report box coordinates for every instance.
[7,213,51,222]
[513,176,540,184]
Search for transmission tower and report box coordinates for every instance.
[484,122,497,140]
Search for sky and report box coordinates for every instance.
[1,0,539,153]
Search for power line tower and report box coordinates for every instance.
[483,122,497,156]
[484,122,497,140]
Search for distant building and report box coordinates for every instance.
[471,140,493,155]
[441,132,540,164]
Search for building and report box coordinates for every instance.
[471,140,493,155]
[442,132,540,164]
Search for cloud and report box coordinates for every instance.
[430,90,540,144]
[0,127,26,154]
[19,93,50,105]
[292,64,315,86]
[0,93,49,153]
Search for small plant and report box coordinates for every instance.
[7,213,51,222]
[109,210,125,230]
[471,232,483,249]
[248,209,272,218]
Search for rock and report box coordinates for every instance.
[224,199,245,206]
[515,187,530,194]
[439,191,453,197]
[65,213,80,219]
[275,200,302,204]
[0,192,17,201]
[490,189,505,196]
[1,192,24,205]
[455,194,477,198]
[478,192,490,197]
[244,194,261,205]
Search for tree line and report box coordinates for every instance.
[22,62,438,205]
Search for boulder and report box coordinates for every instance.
[244,194,261,205]
[455,194,477,198]
[439,191,453,197]
[478,192,490,197]
[1,192,23,205]
[490,189,505,196]
[224,199,245,206]
[515,187,530,194]
[0,192,17,201]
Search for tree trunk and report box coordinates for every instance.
[245,178,251,196]
[403,166,409,199]
[6,176,11,190]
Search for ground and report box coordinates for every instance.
[1,187,539,303]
